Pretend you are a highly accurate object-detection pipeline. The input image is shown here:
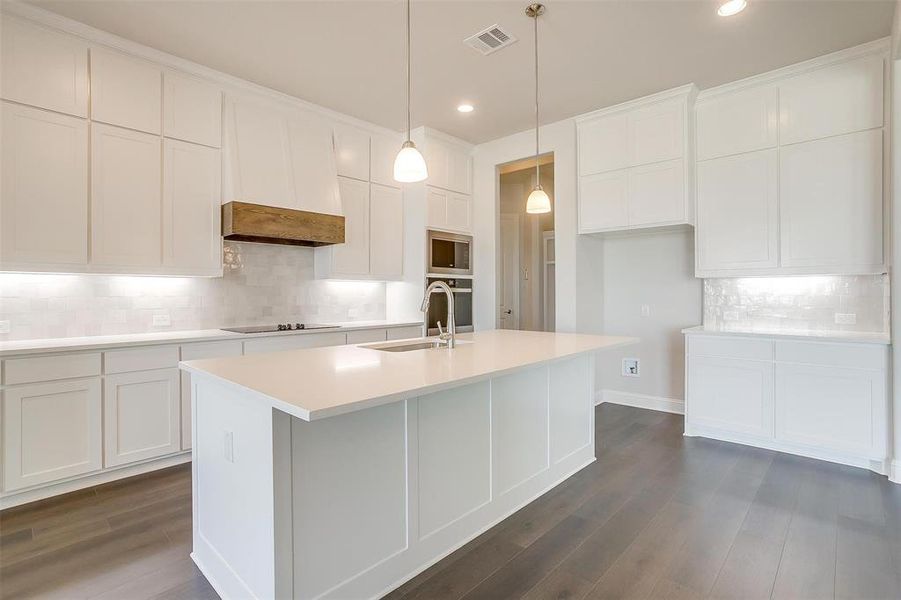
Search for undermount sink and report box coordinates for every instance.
[362,339,471,353]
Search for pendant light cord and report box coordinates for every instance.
[406,0,412,141]
[533,7,540,188]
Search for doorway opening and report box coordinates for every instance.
[497,153,555,331]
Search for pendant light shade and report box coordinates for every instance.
[526,186,551,214]
[394,140,428,182]
[394,0,428,183]
[525,3,550,214]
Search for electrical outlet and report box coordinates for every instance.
[224,431,235,463]
[640,304,650,318]
[622,358,640,377]
[0,320,10,334]
[834,313,857,325]
[152,312,171,327]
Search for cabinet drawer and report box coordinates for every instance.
[774,340,886,371]
[3,353,101,385]
[104,345,179,374]
[346,329,387,344]
[387,326,424,341]
[181,340,243,361]
[688,335,773,361]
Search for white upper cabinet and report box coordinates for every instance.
[422,132,472,194]
[163,139,222,274]
[330,177,370,276]
[334,124,370,181]
[426,186,472,234]
[696,149,778,274]
[371,133,402,188]
[696,85,778,160]
[225,97,294,207]
[577,85,694,233]
[1,17,88,117]
[780,129,883,271]
[91,123,162,268]
[1,102,88,268]
[163,71,222,148]
[694,42,887,277]
[90,48,161,134]
[779,54,884,145]
[288,112,341,215]
[578,113,629,176]
[369,183,404,278]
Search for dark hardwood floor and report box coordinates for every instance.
[2,404,899,600]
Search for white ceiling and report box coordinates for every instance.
[29,0,895,144]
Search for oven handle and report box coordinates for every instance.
[448,288,472,294]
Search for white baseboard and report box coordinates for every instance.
[891,460,901,485]
[596,389,684,415]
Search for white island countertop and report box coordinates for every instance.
[682,325,890,345]
[181,329,637,421]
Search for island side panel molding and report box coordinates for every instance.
[291,401,408,600]
[491,366,551,496]
[549,354,594,464]
[191,376,276,600]
[417,381,492,540]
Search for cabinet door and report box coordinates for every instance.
[288,112,341,215]
[90,48,161,134]
[1,17,88,117]
[446,192,472,233]
[333,124,370,181]
[426,187,448,230]
[779,54,883,145]
[243,332,347,354]
[578,113,629,176]
[332,177,370,275]
[425,139,450,190]
[628,100,683,167]
[448,147,472,194]
[180,340,242,450]
[780,129,883,271]
[163,139,222,273]
[163,71,222,148]
[369,184,403,278]
[696,86,778,160]
[687,356,774,438]
[104,368,180,467]
[370,133,401,188]
[2,378,102,491]
[91,123,162,268]
[627,159,685,227]
[1,103,88,267]
[697,149,778,273]
[578,169,628,232]
[776,363,886,459]
[227,99,294,207]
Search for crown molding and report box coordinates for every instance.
[575,83,698,123]
[698,37,891,102]
[0,1,402,138]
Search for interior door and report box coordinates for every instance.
[498,214,520,330]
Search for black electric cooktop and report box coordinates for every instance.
[221,323,340,334]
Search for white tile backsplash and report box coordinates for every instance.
[0,242,387,341]
[704,275,889,335]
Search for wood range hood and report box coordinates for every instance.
[221,201,345,247]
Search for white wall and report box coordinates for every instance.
[596,229,702,405]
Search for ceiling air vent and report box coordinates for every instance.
[464,24,517,56]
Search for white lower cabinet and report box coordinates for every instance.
[687,356,774,438]
[2,378,102,491]
[685,333,889,471]
[103,368,180,467]
[180,340,243,450]
[243,331,348,354]
[775,363,886,459]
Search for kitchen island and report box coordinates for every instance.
[180,329,636,600]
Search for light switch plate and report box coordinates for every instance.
[640,304,650,317]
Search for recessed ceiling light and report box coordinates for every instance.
[457,104,474,113]
[717,0,747,16]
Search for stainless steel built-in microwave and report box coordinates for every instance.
[428,230,472,276]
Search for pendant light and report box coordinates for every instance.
[393,0,428,183]
[525,3,551,214]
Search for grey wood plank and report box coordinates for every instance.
[835,515,901,600]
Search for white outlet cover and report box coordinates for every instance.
[152,313,171,327]
[640,304,650,317]
[834,313,857,325]
[0,320,10,334]
[622,358,640,377]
